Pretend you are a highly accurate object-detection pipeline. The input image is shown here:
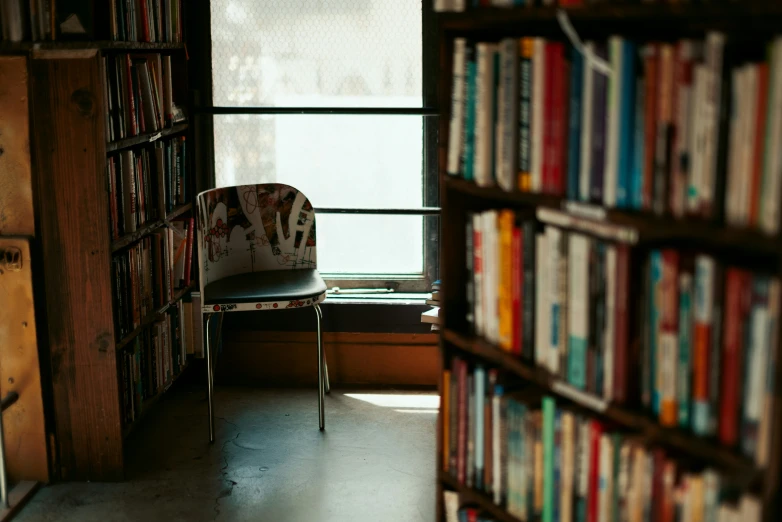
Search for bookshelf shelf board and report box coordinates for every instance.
[121,363,189,439]
[439,472,521,522]
[115,282,197,352]
[106,123,189,153]
[442,328,761,479]
[0,41,186,54]
[444,177,782,256]
[111,202,193,252]
[438,3,782,31]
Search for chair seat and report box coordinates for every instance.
[204,269,327,308]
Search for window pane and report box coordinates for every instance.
[316,214,423,275]
[210,0,423,108]
[214,114,424,209]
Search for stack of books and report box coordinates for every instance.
[422,279,442,332]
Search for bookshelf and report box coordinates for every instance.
[12,1,195,480]
[435,3,782,522]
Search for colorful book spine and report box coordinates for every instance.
[678,270,694,428]
[568,233,590,390]
[659,249,680,427]
[567,45,584,201]
[543,397,556,522]
[462,42,477,181]
[617,39,637,208]
[742,276,770,459]
[649,250,663,414]
[692,255,715,436]
[474,366,486,490]
[522,221,536,361]
[519,38,534,191]
[580,42,595,203]
[590,44,608,204]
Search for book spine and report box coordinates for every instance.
[466,215,475,334]
[450,360,459,475]
[613,244,630,404]
[756,279,780,466]
[561,413,575,522]
[701,32,726,219]
[522,221,536,361]
[531,38,545,193]
[568,233,590,390]
[519,38,533,191]
[761,38,782,234]
[512,221,523,355]
[579,42,595,203]
[659,250,680,427]
[590,44,608,204]
[498,211,514,351]
[457,359,468,484]
[643,44,658,211]
[474,366,485,490]
[603,245,617,402]
[568,45,584,201]
[671,41,694,218]
[492,383,503,504]
[631,73,645,211]
[649,250,662,414]
[467,373,475,488]
[447,38,467,177]
[720,268,749,447]
[604,37,622,208]
[678,270,694,428]
[498,38,519,192]
[653,44,674,216]
[547,226,562,375]
[692,255,715,435]
[741,277,770,459]
[543,397,556,522]
[473,214,483,337]
[617,40,637,209]
[541,43,555,194]
[474,43,496,187]
[550,42,566,196]
[536,233,551,368]
[462,43,477,181]
[587,421,601,522]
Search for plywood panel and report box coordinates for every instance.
[0,238,49,482]
[220,331,439,386]
[30,56,123,481]
[0,57,34,236]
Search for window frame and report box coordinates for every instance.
[199,0,440,294]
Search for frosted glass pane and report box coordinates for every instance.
[316,214,423,275]
[213,114,424,209]
[211,0,423,108]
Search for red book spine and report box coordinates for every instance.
[643,45,659,210]
[587,420,602,522]
[719,269,750,446]
[512,224,522,355]
[125,55,138,136]
[651,449,666,522]
[140,0,150,42]
[543,43,555,194]
[613,244,630,404]
[550,42,566,196]
[184,217,194,286]
[749,63,769,226]
[457,359,468,484]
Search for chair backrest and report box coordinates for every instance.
[196,184,317,291]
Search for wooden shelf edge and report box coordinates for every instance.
[115,281,196,351]
[1,41,185,53]
[441,328,760,478]
[444,178,781,256]
[106,122,188,153]
[111,202,193,252]
[439,472,522,522]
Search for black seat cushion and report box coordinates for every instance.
[203,269,327,305]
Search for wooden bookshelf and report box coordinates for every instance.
[111,202,193,252]
[435,4,782,522]
[121,361,190,440]
[116,282,196,351]
[0,41,186,54]
[106,122,188,153]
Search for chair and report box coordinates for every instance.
[195,183,330,443]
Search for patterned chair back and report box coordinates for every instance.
[196,184,317,294]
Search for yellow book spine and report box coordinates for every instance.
[498,210,514,350]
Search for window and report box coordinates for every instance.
[208,0,438,292]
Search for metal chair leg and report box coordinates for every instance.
[315,304,330,394]
[314,304,325,430]
[205,313,216,443]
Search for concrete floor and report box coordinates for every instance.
[16,386,437,522]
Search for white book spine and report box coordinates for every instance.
[580,42,595,202]
[447,39,467,176]
[739,66,758,227]
[762,38,782,234]
[531,38,546,193]
[604,37,622,208]
[725,67,744,226]
[739,496,762,522]
[688,65,708,214]
[453,0,466,11]
[547,226,562,374]
[536,233,550,368]
[474,44,497,187]
[745,284,769,425]
[434,0,452,12]
[604,245,617,401]
[568,234,590,387]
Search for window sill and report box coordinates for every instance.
[323,292,431,305]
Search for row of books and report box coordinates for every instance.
[441,361,764,522]
[436,0,615,11]
[466,209,778,463]
[109,0,184,43]
[120,301,188,425]
[0,0,52,41]
[111,222,194,339]
[108,137,188,238]
[103,54,175,141]
[447,35,782,234]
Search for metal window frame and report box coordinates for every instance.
[200,0,440,294]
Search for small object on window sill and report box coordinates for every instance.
[328,287,394,294]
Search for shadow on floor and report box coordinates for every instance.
[16,385,437,522]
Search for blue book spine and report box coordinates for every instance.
[462,43,477,181]
[631,72,645,210]
[567,46,584,201]
[590,45,608,204]
[678,273,693,428]
[616,40,637,208]
[475,365,485,491]
[650,251,662,414]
